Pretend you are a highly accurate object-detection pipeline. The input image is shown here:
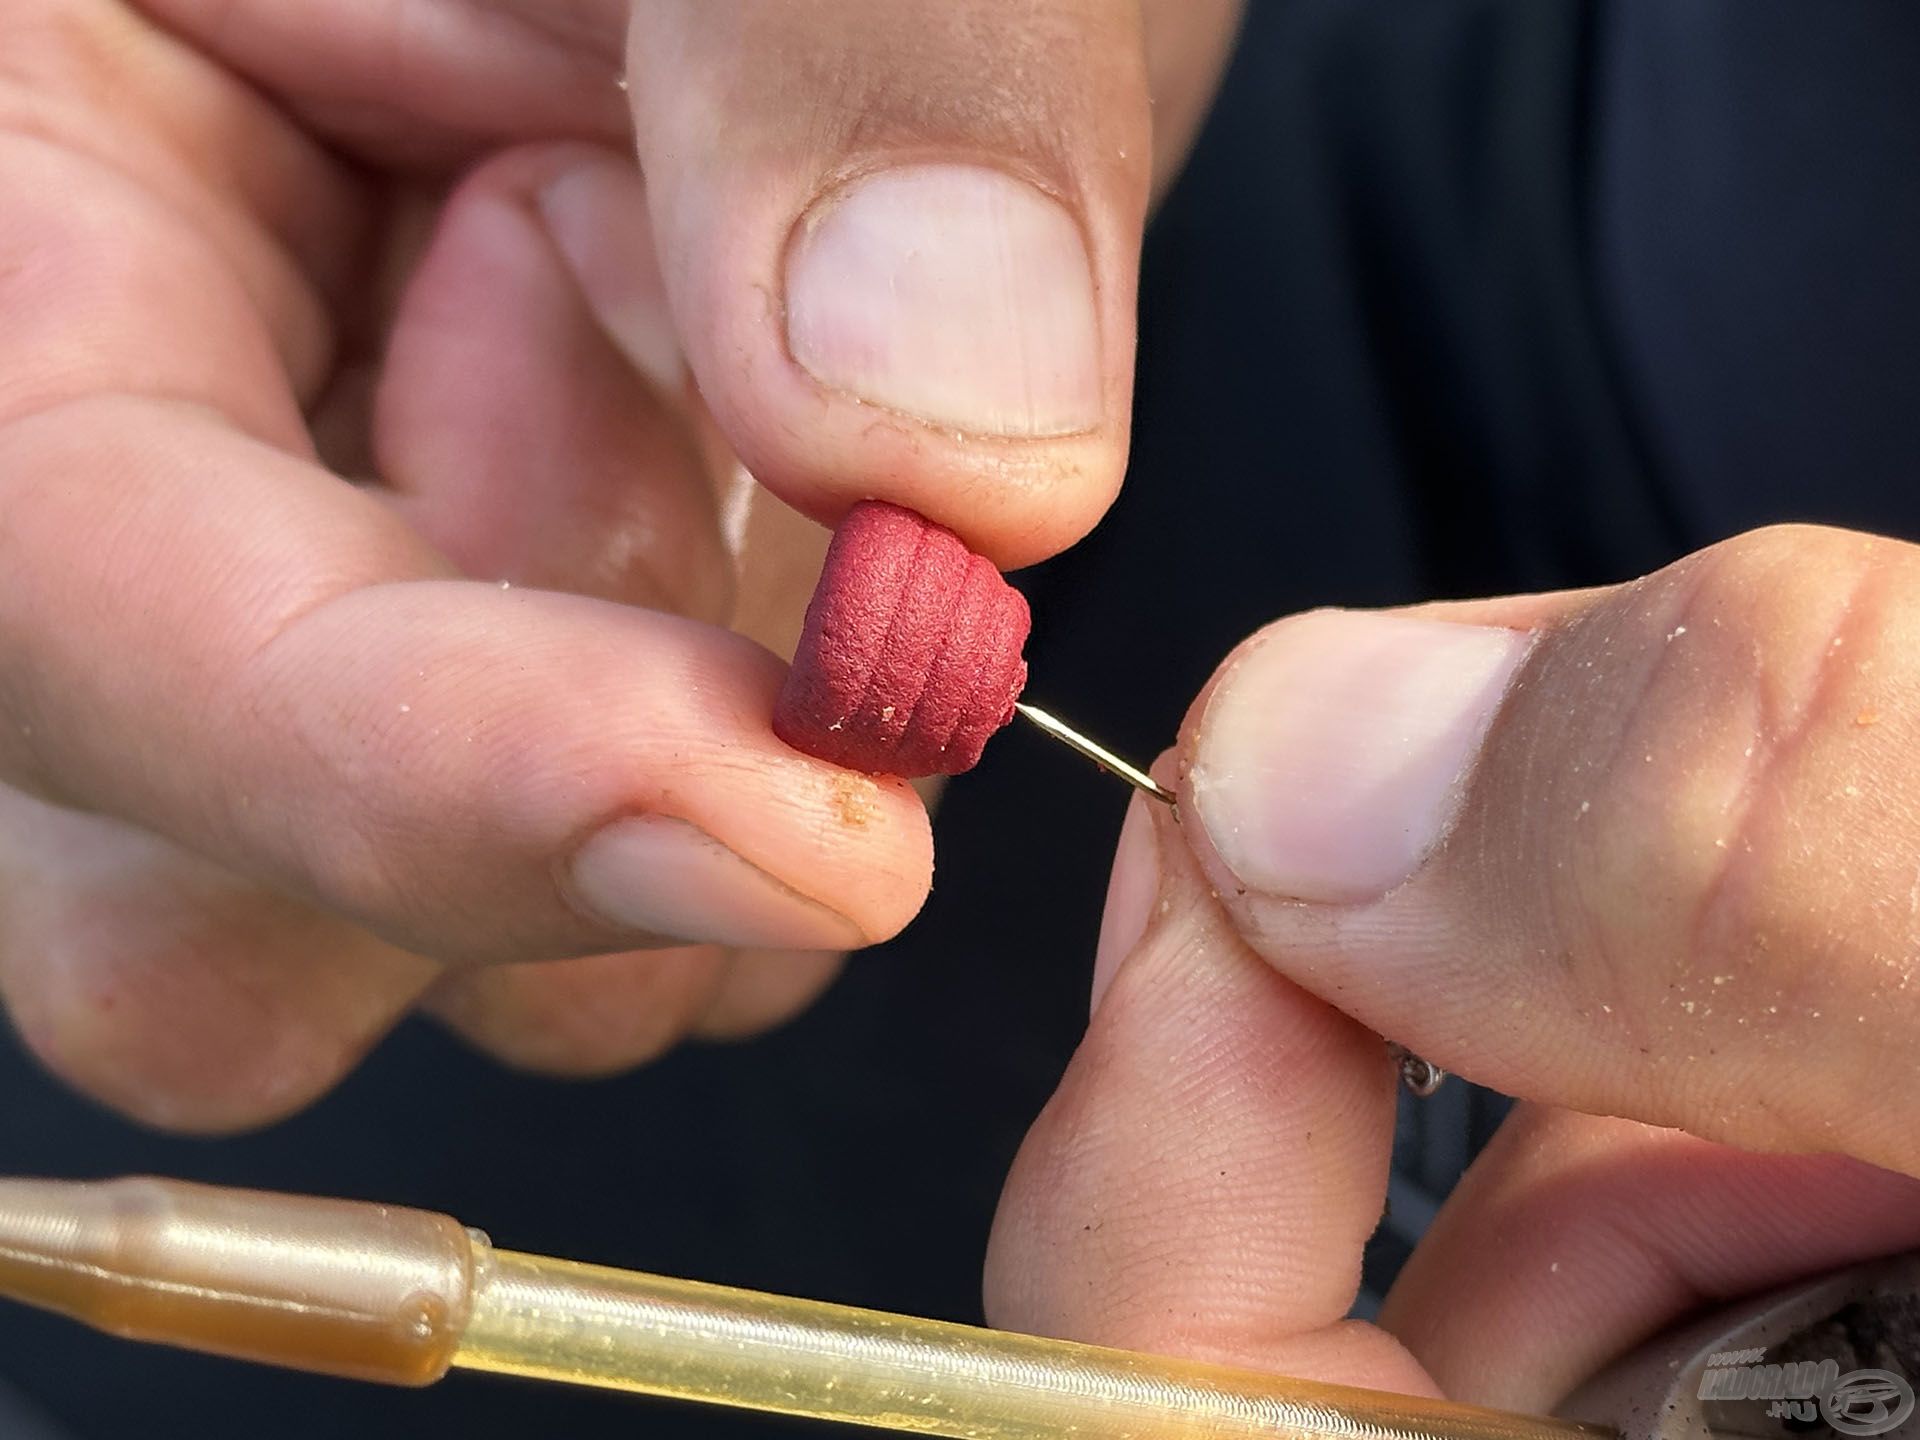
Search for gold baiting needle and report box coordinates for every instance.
[0,1175,1613,1440]
[1014,702,1177,805]
[1017,702,1443,1099]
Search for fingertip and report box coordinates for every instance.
[626,3,1147,567]
[694,947,847,1040]
[669,174,1129,567]
[235,582,935,961]
[0,863,431,1135]
[989,770,1398,1351]
[378,142,732,623]
[425,946,729,1079]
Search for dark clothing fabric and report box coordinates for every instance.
[4,2,1917,1434]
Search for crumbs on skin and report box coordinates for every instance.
[828,772,880,829]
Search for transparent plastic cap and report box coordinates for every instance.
[0,1176,482,1385]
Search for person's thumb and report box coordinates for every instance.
[1174,525,1920,1177]
[622,0,1156,566]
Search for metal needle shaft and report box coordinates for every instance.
[1014,705,1444,1100]
[1014,703,1176,805]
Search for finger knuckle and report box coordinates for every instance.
[1572,526,1920,1087]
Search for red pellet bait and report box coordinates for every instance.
[774,502,1030,777]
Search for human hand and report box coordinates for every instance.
[988,524,1920,1418]
[0,0,1240,1130]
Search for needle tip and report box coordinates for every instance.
[1013,703,1175,805]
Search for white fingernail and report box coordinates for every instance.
[569,815,864,950]
[539,157,683,395]
[1191,612,1531,905]
[786,165,1102,437]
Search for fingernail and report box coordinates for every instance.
[538,157,683,395]
[568,815,865,950]
[785,165,1102,437]
[1090,796,1159,1016]
[1190,612,1530,905]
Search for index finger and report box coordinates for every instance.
[0,123,931,966]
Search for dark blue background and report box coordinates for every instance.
[4,2,1917,1433]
